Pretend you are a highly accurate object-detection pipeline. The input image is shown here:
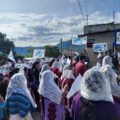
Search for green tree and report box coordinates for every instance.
[28,47,33,55]
[45,45,60,58]
[0,33,15,54]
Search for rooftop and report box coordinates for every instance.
[78,22,120,37]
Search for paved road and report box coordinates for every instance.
[32,112,41,120]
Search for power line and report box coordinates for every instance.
[84,0,88,16]
[72,2,79,15]
[84,0,88,25]
[77,0,85,24]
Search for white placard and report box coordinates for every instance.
[72,36,87,45]
[93,43,108,53]
[33,49,45,58]
[67,74,82,99]
[116,32,120,45]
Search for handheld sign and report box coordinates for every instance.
[67,74,82,99]
[72,36,87,45]
[115,31,120,46]
[93,43,108,53]
[33,49,45,59]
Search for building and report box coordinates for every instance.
[78,22,120,65]
[57,40,86,56]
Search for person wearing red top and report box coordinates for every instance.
[75,55,87,76]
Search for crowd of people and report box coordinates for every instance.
[0,50,120,120]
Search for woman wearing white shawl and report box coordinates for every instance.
[71,67,120,120]
[51,61,62,85]
[100,56,119,97]
[61,64,74,90]
[95,52,104,70]
[6,73,36,120]
[60,64,75,118]
[38,70,64,120]
[38,70,62,104]
[51,61,60,69]
[39,64,50,79]
[100,56,120,114]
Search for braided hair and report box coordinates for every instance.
[80,97,96,120]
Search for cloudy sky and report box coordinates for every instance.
[0,0,120,47]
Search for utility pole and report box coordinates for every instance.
[113,10,116,58]
[86,14,88,26]
[113,10,115,24]
[60,38,63,56]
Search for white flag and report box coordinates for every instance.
[8,50,16,63]
[67,74,82,99]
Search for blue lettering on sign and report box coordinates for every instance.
[94,45,102,52]
[35,51,42,57]
[73,37,86,45]
[93,43,108,52]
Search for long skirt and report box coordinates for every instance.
[43,98,64,120]
[115,102,120,114]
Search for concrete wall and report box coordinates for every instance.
[84,23,120,34]
[87,31,114,66]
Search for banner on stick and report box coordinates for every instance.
[72,36,87,45]
[93,43,108,53]
[33,49,45,58]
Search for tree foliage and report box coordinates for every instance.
[0,32,15,54]
[28,47,33,55]
[45,45,60,58]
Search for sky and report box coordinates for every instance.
[0,0,120,47]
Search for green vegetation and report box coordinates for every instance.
[44,45,60,58]
[0,32,15,54]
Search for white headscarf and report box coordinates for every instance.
[52,61,60,69]
[63,64,71,71]
[80,67,113,102]
[100,57,120,98]
[96,62,102,70]
[102,56,113,66]
[38,70,62,104]
[61,70,75,80]
[39,64,50,79]
[6,73,36,108]
[59,59,67,72]
[97,52,103,59]
[61,63,74,80]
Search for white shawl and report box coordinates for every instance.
[38,70,62,104]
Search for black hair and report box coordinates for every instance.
[32,61,40,70]
[49,59,55,67]
[24,67,28,73]
[79,55,86,61]
[80,97,96,120]
[9,68,20,78]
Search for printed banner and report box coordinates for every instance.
[72,36,87,45]
[115,31,120,46]
[93,43,108,53]
[33,49,45,58]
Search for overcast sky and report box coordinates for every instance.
[0,0,120,47]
